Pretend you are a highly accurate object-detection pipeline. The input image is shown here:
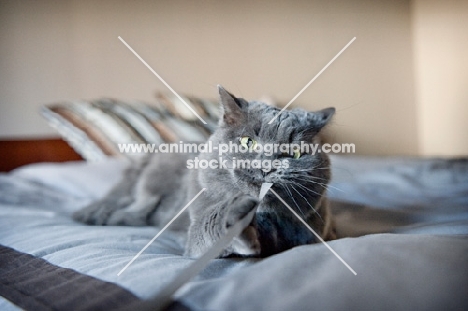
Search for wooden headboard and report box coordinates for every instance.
[0,138,83,172]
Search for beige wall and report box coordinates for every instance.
[0,0,465,156]
[412,0,468,156]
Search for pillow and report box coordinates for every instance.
[41,95,220,161]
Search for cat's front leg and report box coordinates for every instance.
[73,158,148,225]
[185,194,261,258]
[72,189,134,225]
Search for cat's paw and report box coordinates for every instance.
[225,195,261,256]
[73,202,112,225]
[72,197,132,225]
[231,225,261,256]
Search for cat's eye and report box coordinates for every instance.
[293,150,301,159]
[281,150,302,159]
[239,136,257,150]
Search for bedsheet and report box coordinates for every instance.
[1,156,467,310]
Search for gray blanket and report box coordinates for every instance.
[0,156,467,310]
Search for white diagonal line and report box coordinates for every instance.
[268,37,356,124]
[117,188,206,276]
[269,188,357,275]
[142,209,256,311]
[118,36,207,124]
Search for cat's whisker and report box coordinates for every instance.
[280,179,323,198]
[287,170,328,181]
[288,169,320,178]
[319,183,345,193]
[317,183,331,192]
[284,175,323,185]
[289,164,324,171]
[287,179,319,189]
[292,182,323,198]
[290,175,330,182]
[290,185,323,223]
[282,184,305,218]
[287,175,318,183]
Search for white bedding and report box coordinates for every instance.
[1,156,467,310]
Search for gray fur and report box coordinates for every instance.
[73,86,336,257]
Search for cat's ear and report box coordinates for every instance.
[218,85,247,126]
[307,107,335,130]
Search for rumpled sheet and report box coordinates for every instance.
[1,156,467,310]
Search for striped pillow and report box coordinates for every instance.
[41,95,220,161]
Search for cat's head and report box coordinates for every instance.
[199,85,335,214]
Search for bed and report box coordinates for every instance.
[1,96,467,310]
[1,154,467,311]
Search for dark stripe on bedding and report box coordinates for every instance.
[0,244,141,311]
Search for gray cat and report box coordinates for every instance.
[73,86,336,257]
